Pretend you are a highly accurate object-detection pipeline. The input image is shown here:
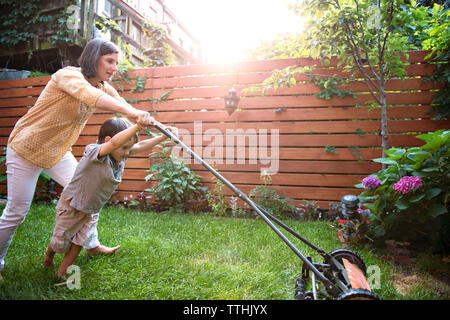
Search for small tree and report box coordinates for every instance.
[251,0,422,161]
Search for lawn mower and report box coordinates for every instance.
[154,124,382,300]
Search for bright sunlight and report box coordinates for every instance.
[164,0,303,64]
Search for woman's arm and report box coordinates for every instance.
[95,94,154,126]
[98,123,141,158]
[53,67,153,126]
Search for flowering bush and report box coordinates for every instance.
[357,130,449,253]
[333,216,370,245]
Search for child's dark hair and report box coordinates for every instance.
[98,117,138,144]
[79,38,119,78]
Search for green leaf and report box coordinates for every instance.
[364,202,376,210]
[406,151,432,163]
[426,188,442,200]
[409,193,425,203]
[429,202,447,217]
[372,158,398,165]
[395,198,409,210]
[358,195,379,202]
[39,172,51,181]
[422,167,439,172]
[324,145,338,154]
[373,225,386,238]
[385,148,406,160]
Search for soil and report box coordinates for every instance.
[380,240,450,299]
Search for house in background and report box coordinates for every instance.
[0,0,203,75]
[100,0,203,66]
[120,0,203,65]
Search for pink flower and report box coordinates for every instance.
[362,176,382,189]
[393,176,423,194]
[338,219,346,224]
[409,176,423,189]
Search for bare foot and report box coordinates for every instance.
[56,270,67,279]
[43,246,55,268]
[86,245,120,257]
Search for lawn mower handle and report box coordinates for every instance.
[153,123,340,296]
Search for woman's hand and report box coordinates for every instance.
[134,110,155,128]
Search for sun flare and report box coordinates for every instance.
[164,0,303,64]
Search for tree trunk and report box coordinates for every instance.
[379,82,388,169]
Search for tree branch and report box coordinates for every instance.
[344,26,382,102]
[354,0,381,83]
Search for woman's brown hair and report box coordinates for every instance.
[78,38,119,78]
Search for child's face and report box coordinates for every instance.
[110,138,135,162]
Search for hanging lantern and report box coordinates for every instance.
[224,87,240,115]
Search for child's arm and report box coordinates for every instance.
[98,123,141,157]
[129,126,178,156]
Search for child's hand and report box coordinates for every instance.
[165,126,179,137]
[137,121,147,130]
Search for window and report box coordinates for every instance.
[98,0,112,17]
[120,19,127,34]
[131,23,142,45]
[104,0,112,16]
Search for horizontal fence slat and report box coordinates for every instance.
[0,97,37,108]
[150,105,437,123]
[0,76,50,89]
[0,86,45,98]
[115,180,359,202]
[72,133,425,148]
[72,119,447,137]
[119,84,437,101]
[113,71,439,92]
[70,146,382,161]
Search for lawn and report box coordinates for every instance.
[0,203,448,300]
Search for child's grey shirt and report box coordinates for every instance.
[63,143,126,214]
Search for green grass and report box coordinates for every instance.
[0,204,447,300]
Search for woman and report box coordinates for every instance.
[0,38,158,279]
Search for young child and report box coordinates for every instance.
[43,117,178,278]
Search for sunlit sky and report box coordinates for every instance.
[163,0,303,63]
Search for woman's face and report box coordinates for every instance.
[96,52,119,81]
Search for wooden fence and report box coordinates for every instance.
[0,50,448,208]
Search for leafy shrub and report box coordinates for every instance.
[206,177,228,217]
[297,200,321,221]
[331,207,371,245]
[145,142,202,212]
[249,172,296,218]
[357,130,449,252]
[229,196,247,218]
[420,4,450,119]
